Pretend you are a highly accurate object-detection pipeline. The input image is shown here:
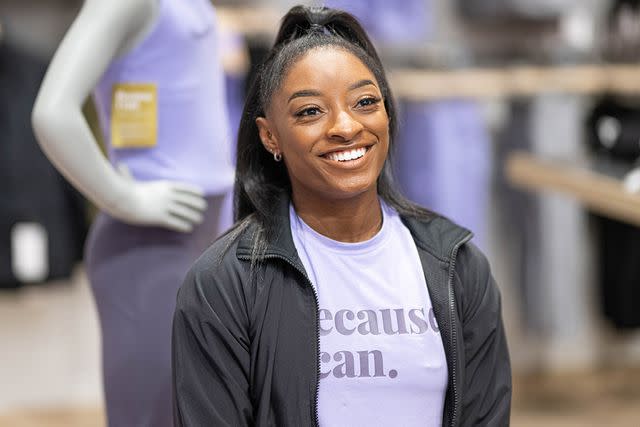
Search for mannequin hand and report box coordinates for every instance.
[623,167,640,193]
[107,164,208,233]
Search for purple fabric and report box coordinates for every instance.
[224,73,243,164]
[396,100,492,250]
[93,0,235,195]
[84,194,229,427]
[323,0,432,43]
[219,28,245,162]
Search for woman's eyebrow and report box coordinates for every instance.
[348,79,376,90]
[288,89,321,103]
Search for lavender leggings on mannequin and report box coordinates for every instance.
[85,193,230,427]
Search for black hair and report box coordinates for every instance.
[232,5,434,262]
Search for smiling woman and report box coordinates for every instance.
[256,47,390,240]
[172,5,512,427]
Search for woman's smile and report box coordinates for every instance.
[320,144,374,168]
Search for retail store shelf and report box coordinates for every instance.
[505,151,640,227]
[392,65,640,100]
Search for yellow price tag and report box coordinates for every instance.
[111,83,158,148]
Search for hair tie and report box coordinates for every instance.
[309,23,324,33]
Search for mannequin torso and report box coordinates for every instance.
[93,0,234,195]
[32,0,210,232]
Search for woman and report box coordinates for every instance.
[172,5,511,426]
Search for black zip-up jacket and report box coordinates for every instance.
[172,197,511,427]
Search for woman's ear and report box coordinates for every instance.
[256,117,280,156]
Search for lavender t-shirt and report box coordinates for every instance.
[290,201,448,426]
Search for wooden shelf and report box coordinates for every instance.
[505,151,640,227]
[391,65,640,100]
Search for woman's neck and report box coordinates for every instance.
[291,189,383,243]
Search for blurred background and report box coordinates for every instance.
[2,0,640,425]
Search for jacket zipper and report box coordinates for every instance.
[239,253,321,427]
[447,233,472,427]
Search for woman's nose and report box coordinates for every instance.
[328,110,364,141]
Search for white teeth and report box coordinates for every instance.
[326,147,367,162]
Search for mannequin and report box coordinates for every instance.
[32,0,234,425]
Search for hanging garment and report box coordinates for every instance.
[586,96,640,329]
[395,99,492,251]
[603,0,640,62]
[498,95,599,366]
[324,0,431,44]
[0,42,86,289]
[593,215,640,329]
[494,100,543,332]
[219,28,246,161]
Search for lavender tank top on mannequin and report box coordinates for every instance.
[93,0,234,195]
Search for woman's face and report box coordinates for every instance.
[257,47,390,203]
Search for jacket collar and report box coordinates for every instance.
[401,215,473,262]
[236,193,473,263]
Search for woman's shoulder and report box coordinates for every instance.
[455,240,491,280]
[178,219,256,305]
[192,217,259,273]
[175,220,256,331]
[453,240,499,323]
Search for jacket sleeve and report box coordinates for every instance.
[172,251,253,427]
[456,242,512,426]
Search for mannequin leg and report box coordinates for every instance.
[85,194,227,427]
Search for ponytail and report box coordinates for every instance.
[273,6,381,65]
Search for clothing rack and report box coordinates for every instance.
[506,152,640,227]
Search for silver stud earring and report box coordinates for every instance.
[273,151,282,162]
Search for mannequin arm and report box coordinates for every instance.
[32,0,207,232]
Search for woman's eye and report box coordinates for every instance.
[296,107,322,117]
[357,97,381,108]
